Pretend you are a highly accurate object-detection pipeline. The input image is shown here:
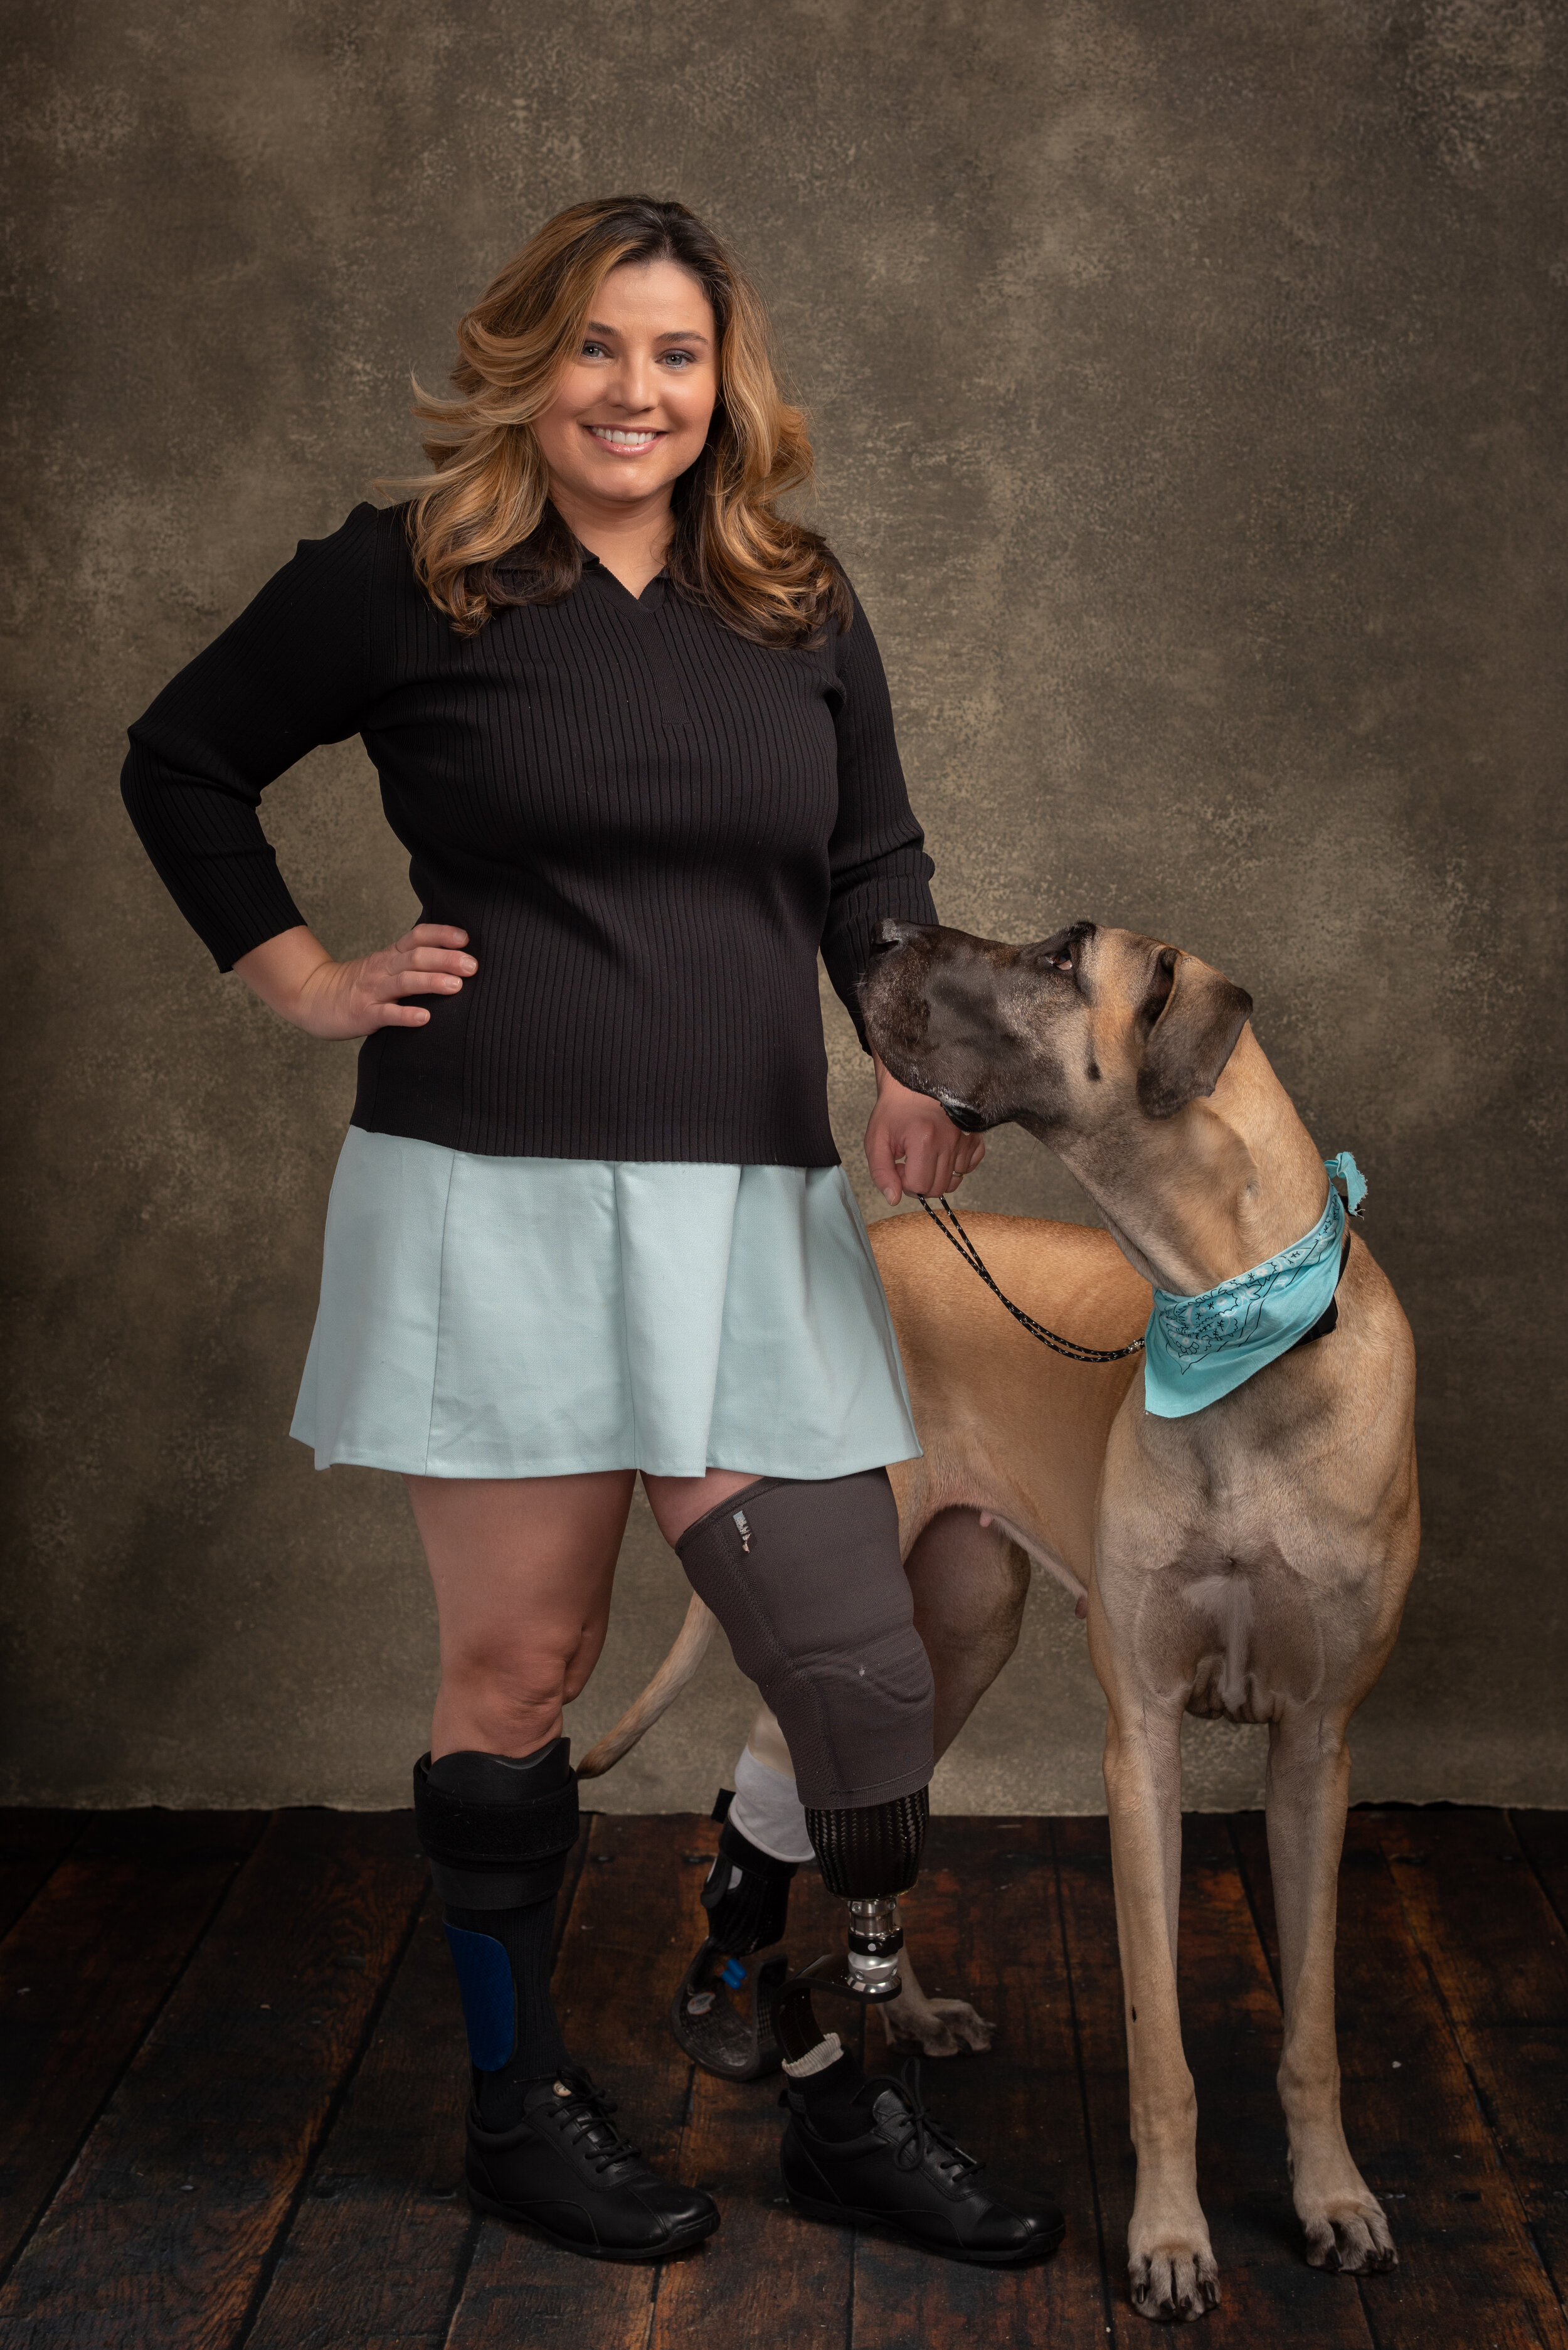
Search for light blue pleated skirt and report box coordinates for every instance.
[290,1129,920,1481]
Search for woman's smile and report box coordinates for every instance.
[584,425,665,451]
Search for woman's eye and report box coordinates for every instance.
[660,349,694,366]
[580,339,609,358]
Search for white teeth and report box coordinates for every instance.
[590,427,659,446]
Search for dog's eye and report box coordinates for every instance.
[1034,929,1076,972]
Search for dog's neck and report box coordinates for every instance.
[1044,1026,1330,1299]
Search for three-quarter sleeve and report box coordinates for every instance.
[121,503,382,970]
[820,585,939,1047]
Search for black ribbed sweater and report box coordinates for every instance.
[122,502,938,1164]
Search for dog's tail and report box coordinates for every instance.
[577,1593,718,1779]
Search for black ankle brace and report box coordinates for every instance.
[414,1740,580,1909]
[701,1815,797,1955]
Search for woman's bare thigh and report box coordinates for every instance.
[406,1469,637,1758]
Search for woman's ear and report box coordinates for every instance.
[1136,953,1253,1119]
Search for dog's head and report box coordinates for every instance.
[859,920,1253,1142]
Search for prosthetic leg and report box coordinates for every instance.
[675,1474,1065,2266]
[415,1740,718,2262]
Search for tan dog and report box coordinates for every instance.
[859,918,1419,2319]
[584,919,1417,2320]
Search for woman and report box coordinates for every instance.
[124,196,1061,2267]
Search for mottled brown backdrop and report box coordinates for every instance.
[4,0,1563,1810]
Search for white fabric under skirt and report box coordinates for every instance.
[290,1129,920,1481]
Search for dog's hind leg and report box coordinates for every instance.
[1266,1711,1396,2275]
[903,1506,1032,1762]
[1103,1693,1221,2322]
[867,1508,1028,2057]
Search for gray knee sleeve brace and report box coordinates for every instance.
[675,1470,934,1812]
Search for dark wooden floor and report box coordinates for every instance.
[1,1807,1565,2349]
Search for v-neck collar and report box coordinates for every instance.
[579,548,669,607]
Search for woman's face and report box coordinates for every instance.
[534,259,718,518]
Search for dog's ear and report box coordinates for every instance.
[1136,950,1253,1119]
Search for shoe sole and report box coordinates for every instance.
[466,2184,720,2263]
[785,2188,1065,2267]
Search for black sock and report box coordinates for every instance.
[792,2045,874,2141]
[445,1891,569,2128]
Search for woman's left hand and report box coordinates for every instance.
[864,1056,985,1206]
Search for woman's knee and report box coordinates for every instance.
[439,1624,598,1738]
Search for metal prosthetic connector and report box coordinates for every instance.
[778,1789,929,2065]
[847,1894,905,1998]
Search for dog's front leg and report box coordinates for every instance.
[1266,1710,1396,2275]
[1104,1698,1221,2322]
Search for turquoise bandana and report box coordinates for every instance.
[1143,1154,1365,1420]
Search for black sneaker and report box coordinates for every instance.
[781,2061,1064,2267]
[465,2066,719,2262]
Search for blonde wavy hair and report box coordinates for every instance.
[386,196,850,644]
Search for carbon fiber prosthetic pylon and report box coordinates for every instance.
[806,1790,927,1899]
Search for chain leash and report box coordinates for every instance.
[913,1194,1147,1365]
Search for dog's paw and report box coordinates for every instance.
[884,1993,995,2058]
[1128,2245,1221,2324]
[1301,2199,1397,2275]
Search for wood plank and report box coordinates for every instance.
[1232,1810,1568,2349]
[240,1891,475,2350]
[842,1818,1111,2350]
[0,1809,267,2278]
[1513,1812,1568,1935]
[1370,1809,1568,2316]
[1054,1812,1375,2346]
[650,1824,862,2350]
[442,1812,711,2350]
[0,1810,90,1942]
[0,1808,427,2349]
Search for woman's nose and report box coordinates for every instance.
[611,359,655,412]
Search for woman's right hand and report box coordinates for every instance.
[233,923,477,1039]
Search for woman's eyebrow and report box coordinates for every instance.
[582,321,712,346]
